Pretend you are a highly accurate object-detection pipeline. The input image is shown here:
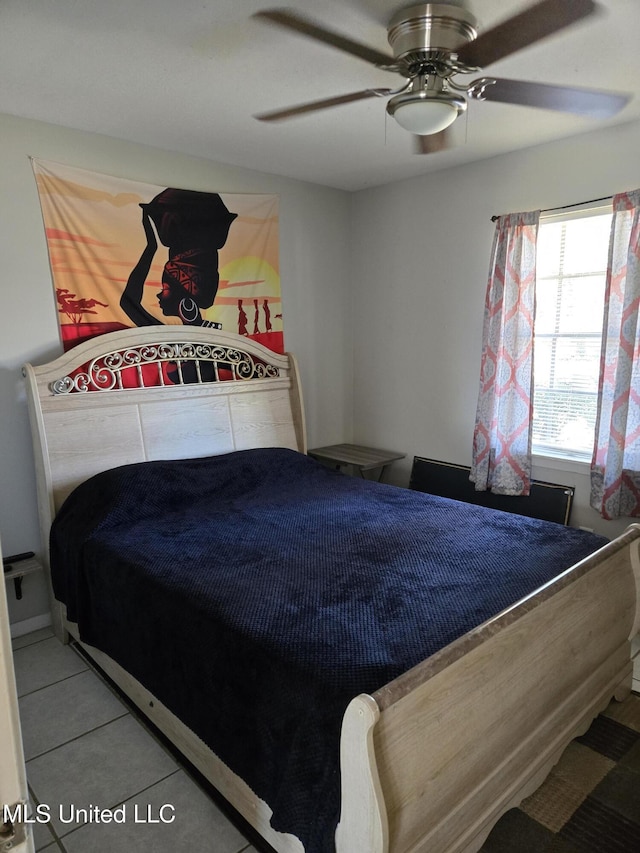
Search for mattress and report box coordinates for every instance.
[49,447,608,852]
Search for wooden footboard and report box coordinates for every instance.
[336,525,640,853]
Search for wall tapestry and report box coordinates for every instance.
[32,159,283,354]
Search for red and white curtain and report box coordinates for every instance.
[591,189,640,519]
[470,211,540,495]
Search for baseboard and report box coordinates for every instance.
[10,612,52,639]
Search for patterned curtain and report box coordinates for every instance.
[470,210,540,495]
[590,189,640,519]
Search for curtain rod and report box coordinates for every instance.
[490,195,612,222]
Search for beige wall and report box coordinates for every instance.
[3,110,639,628]
[350,118,640,539]
[0,113,353,627]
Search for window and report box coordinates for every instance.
[532,206,612,461]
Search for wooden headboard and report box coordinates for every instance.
[23,325,306,593]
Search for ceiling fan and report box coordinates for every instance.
[253,0,630,153]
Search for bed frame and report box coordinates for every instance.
[23,326,640,853]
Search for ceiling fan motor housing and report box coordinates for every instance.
[387,3,478,70]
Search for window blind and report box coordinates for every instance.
[532,210,612,460]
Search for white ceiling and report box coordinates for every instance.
[1,0,639,191]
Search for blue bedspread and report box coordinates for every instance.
[49,448,608,852]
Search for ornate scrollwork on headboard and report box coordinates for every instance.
[50,342,281,394]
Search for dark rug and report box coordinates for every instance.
[481,691,640,853]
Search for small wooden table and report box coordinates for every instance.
[308,443,406,481]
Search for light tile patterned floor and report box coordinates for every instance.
[12,630,259,853]
[13,629,640,853]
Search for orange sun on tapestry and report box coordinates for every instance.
[32,159,284,354]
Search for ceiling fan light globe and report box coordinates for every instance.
[390,99,460,135]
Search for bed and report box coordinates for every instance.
[23,325,640,853]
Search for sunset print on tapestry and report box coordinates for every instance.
[32,159,283,353]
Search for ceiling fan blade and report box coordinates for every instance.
[482,78,631,118]
[255,89,391,122]
[254,9,396,67]
[414,130,450,155]
[457,0,597,69]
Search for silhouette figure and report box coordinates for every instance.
[263,299,272,333]
[120,189,236,383]
[238,299,248,336]
[121,188,236,328]
[253,298,260,335]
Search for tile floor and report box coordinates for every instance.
[12,628,640,853]
[12,628,258,853]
